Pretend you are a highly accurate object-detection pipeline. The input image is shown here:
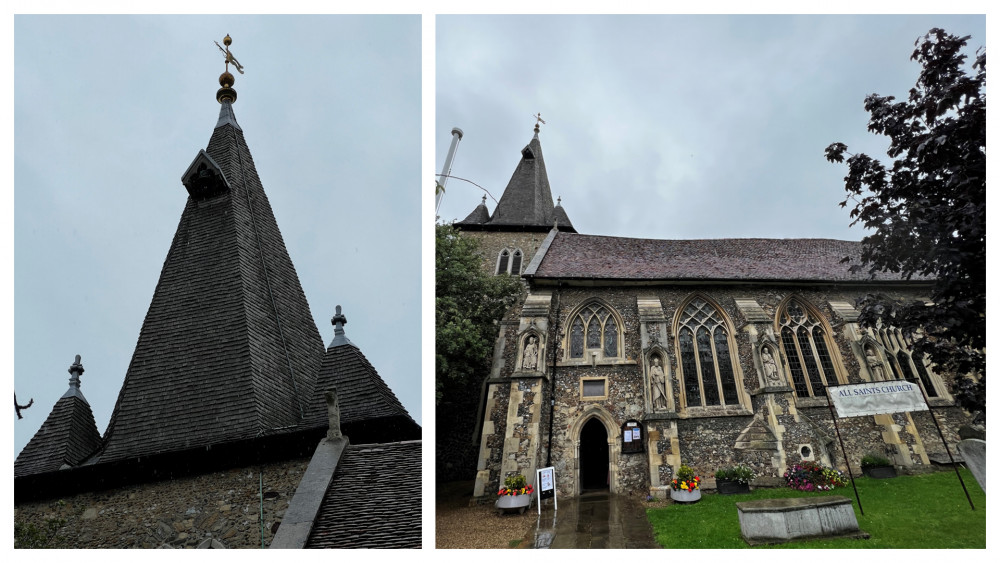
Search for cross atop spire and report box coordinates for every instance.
[331,305,353,347]
[67,354,84,392]
[332,305,347,334]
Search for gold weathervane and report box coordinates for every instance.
[215,35,245,74]
[214,34,243,104]
[533,112,546,133]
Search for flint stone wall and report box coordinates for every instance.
[14,457,309,548]
[474,282,970,498]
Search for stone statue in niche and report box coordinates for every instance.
[522,335,539,371]
[866,347,885,380]
[761,347,780,383]
[650,356,668,409]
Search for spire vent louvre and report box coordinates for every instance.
[181,150,231,199]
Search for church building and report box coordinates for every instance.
[456,126,969,501]
[14,37,420,549]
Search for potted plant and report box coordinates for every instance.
[495,474,534,514]
[860,453,897,479]
[783,461,848,491]
[670,464,701,503]
[715,463,755,495]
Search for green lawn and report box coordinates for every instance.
[646,469,985,548]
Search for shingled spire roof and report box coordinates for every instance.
[457,129,576,233]
[311,306,419,442]
[15,356,102,478]
[99,93,326,463]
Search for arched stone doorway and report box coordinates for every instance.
[579,418,609,490]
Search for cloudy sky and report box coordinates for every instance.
[13,15,421,458]
[435,14,986,243]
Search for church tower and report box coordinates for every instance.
[455,119,576,276]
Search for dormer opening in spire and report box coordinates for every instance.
[181,150,231,199]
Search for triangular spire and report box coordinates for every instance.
[312,305,419,443]
[457,123,576,233]
[553,195,574,232]
[15,356,102,477]
[458,194,490,225]
[100,90,326,464]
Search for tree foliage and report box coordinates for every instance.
[825,28,985,418]
[435,224,522,405]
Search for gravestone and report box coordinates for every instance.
[957,439,985,492]
[736,496,868,545]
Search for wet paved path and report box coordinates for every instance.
[523,491,659,549]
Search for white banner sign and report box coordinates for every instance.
[828,381,928,418]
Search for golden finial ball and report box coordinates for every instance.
[224,34,232,46]
[219,71,235,88]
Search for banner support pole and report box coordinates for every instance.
[909,378,974,510]
[825,388,863,515]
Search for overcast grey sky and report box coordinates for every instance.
[436,15,986,243]
[14,15,421,459]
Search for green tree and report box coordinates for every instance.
[825,28,985,419]
[435,224,522,405]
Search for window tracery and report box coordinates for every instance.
[495,248,524,275]
[778,298,840,398]
[568,302,620,360]
[677,297,740,407]
[875,328,940,397]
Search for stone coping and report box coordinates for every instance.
[736,495,853,513]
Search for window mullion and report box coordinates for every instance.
[791,330,813,396]
[807,328,826,386]
[693,326,705,406]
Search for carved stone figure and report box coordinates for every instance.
[761,347,780,383]
[523,336,539,370]
[866,348,885,380]
[650,356,668,409]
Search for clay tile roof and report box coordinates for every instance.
[531,232,930,282]
[305,440,422,548]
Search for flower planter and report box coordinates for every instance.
[670,488,702,503]
[495,493,532,514]
[717,479,751,495]
[862,466,897,479]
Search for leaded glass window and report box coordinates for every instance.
[496,248,524,275]
[678,298,740,407]
[568,303,620,359]
[778,299,839,398]
[496,250,509,275]
[876,328,939,397]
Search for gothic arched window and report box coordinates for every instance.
[496,250,509,275]
[677,298,740,407]
[496,248,524,275]
[568,303,620,360]
[877,328,940,397]
[778,299,840,398]
[510,249,523,275]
